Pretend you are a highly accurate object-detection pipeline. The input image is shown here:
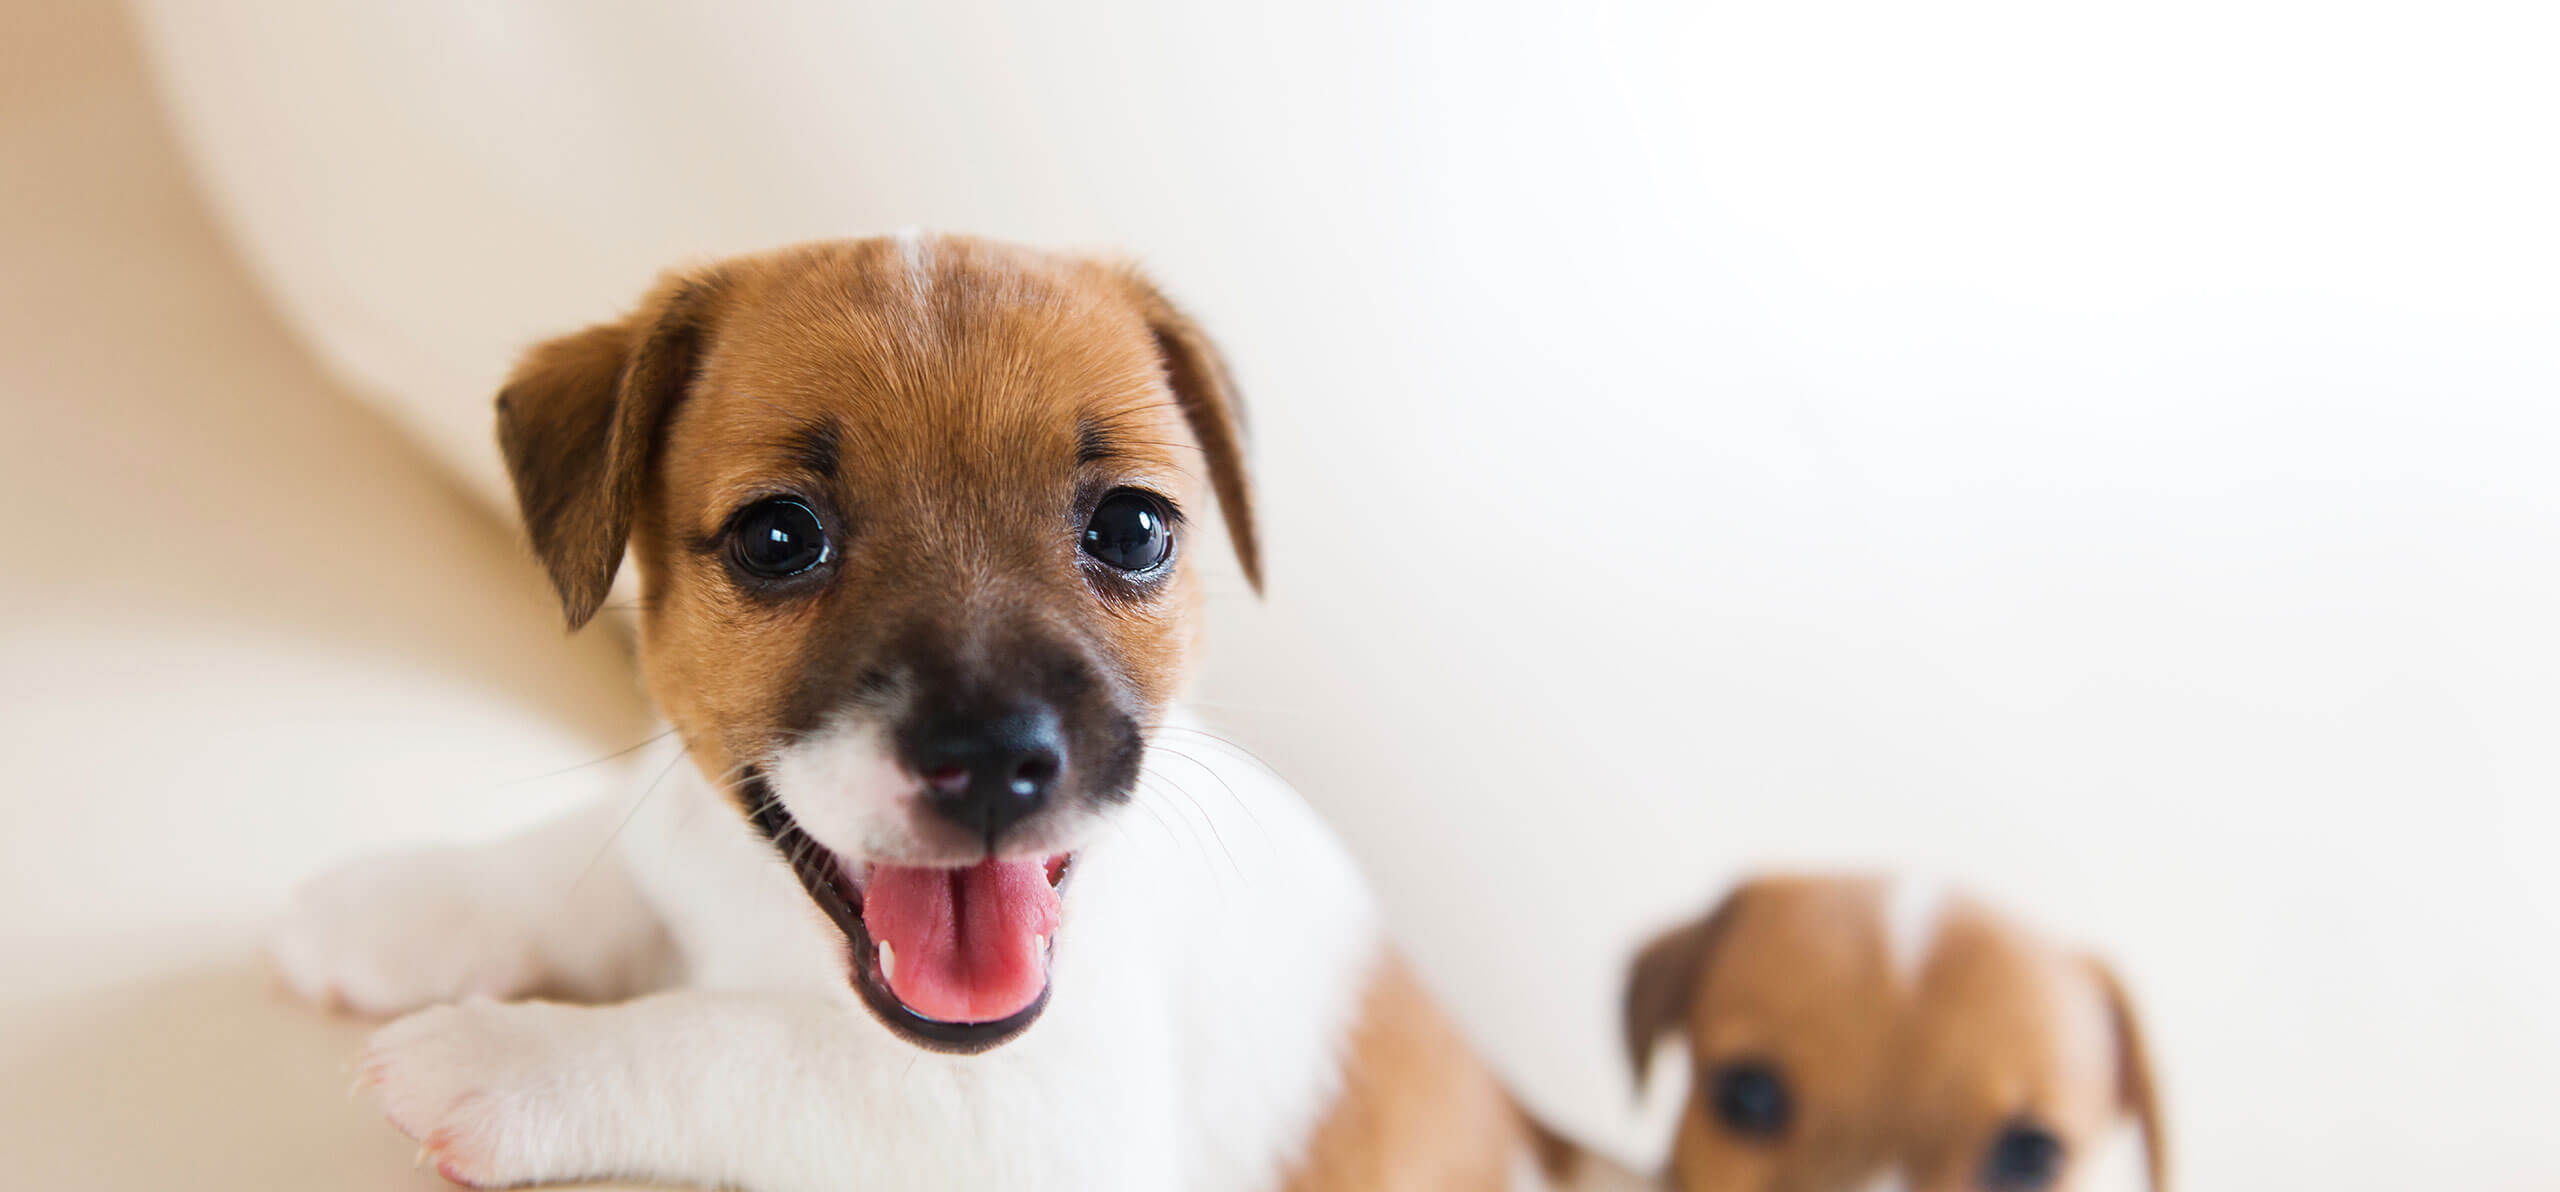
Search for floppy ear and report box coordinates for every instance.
[1623,890,1744,1087]
[2089,958,2168,1192]
[495,274,723,629]
[1115,270,1261,593]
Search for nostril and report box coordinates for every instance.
[923,765,970,795]
[1008,752,1060,799]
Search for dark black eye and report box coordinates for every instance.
[1981,1121,2066,1191]
[1082,489,1173,572]
[731,499,829,578]
[1706,1060,1791,1140]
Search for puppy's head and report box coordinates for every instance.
[1624,877,2165,1192]
[495,235,1257,1051]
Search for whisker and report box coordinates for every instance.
[1151,725,1289,774]
[1136,772,1243,889]
[564,729,697,896]
[484,727,680,792]
[564,723,822,908]
[1170,698,1317,716]
[1148,743,1274,855]
[1123,784,1190,853]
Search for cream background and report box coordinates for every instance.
[2,1,2555,1187]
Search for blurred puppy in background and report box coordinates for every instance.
[1540,876,2164,1192]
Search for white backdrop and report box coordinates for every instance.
[131,1,2560,1185]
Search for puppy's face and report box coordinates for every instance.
[1625,878,2165,1192]
[495,236,1259,1051]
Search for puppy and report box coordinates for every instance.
[270,235,1524,1190]
[1540,876,2164,1192]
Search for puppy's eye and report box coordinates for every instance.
[1980,1121,2065,1191]
[731,499,830,578]
[1706,1060,1791,1140]
[1082,489,1173,572]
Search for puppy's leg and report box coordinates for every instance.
[362,992,1167,1191]
[271,794,673,1016]
[366,994,813,1189]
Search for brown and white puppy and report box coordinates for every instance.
[269,234,1523,1190]
[1544,877,2164,1192]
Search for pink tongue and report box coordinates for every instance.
[861,858,1060,1024]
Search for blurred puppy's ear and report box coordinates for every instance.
[2089,958,2168,1192]
[1113,268,1260,593]
[1623,890,1744,1087]
[495,273,725,629]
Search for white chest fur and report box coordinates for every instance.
[610,713,1384,1191]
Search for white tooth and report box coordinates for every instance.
[1038,933,1052,961]
[877,941,897,983]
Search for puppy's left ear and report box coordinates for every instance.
[1115,270,1261,593]
[2089,958,2168,1192]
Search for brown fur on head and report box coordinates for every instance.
[1623,877,2166,1192]
[492,234,1255,1049]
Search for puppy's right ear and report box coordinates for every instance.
[1623,890,1744,1087]
[496,274,723,629]
[2089,958,2169,1192]
[1111,267,1261,594]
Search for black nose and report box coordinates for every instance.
[906,704,1065,844]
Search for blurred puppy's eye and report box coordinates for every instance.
[731,498,830,578]
[1082,489,1174,572]
[1981,1121,2065,1190]
[1706,1060,1791,1139]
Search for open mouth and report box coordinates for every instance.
[740,770,1072,1053]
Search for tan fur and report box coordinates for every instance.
[1283,956,1528,1192]
[1618,877,2167,1192]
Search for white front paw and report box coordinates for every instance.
[365,999,592,1188]
[270,848,544,1016]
